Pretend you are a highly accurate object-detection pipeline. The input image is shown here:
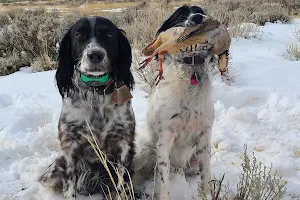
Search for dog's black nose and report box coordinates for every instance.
[87,50,104,64]
[190,14,205,24]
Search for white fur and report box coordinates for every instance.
[185,13,208,27]
[134,53,214,200]
[78,40,110,74]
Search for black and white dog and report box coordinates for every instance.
[134,5,216,200]
[39,16,135,199]
[157,5,207,33]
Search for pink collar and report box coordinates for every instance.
[190,72,201,85]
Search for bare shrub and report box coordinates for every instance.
[204,4,262,39]
[203,0,293,40]
[286,27,300,60]
[236,147,287,199]
[229,22,263,39]
[0,13,10,27]
[0,9,82,76]
[249,3,291,25]
[31,54,56,72]
[0,9,59,75]
[132,51,158,95]
[0,54,25,75]
[197,146,287,200]
[0,0,297,76]
[107,7,174,50]
[205,0,291,27]
[286,43,300,60]
[293,27,300,41]
[278,0,300,15]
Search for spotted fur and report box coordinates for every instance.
[134,53,214,199]
[39,16,135,199]
[133,6,214,200]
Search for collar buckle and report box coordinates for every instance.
[191,56,195,65]
[103,78,114,96]
[181,55,205,66]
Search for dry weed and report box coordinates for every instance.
[83,120,136,200]
[0,53,25,75]
[0,0,297,75]
[132,52,158,95]
[204,0,291,26]
[197,146,287,200]
[229,23,263,39]
[286,27,300,60]
[286,43,300,60]
[112,7,174,50]
[0,9,81,75]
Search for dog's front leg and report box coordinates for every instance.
[156,131,176,200]
[195,129,212,193]
[116,142,133,200]
[63,157,77,200]
[105,132,135,200]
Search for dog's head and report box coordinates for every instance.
[157,5,207,36]
[155,5,213,69]
[56,16,133,97]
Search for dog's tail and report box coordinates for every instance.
[132,131,156,185]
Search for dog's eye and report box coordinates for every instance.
[76,32,85,39]
[105,33,113,38]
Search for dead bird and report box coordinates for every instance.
[140,18,231,83]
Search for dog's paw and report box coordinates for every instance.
[63,182,76,200]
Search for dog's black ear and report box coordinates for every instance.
[115,29,134,90]
[55,29,75,98]
[156,5,190,36]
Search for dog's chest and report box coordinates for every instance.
[59,96,134,154]
[149,81,213,127]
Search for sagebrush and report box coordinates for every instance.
[197,146,287,200]
[286,27,300,60]
[0,9,78,75]
[1,0,298,75]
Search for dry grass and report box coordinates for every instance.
[286,27,300,60]
[286,43,300,60]
[111,7,174,50]
[204,0,292,25]
[197,146,287,200]
[202,0,293,39]
[132,51,158,95]
[0,0,298,75]
[0,8,82,75]
[83,120,135,200]
[0,0,201,15]
[229,22,263,39]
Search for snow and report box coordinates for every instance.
[1,19,300,200]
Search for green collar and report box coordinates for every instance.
[80,73,110,83]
